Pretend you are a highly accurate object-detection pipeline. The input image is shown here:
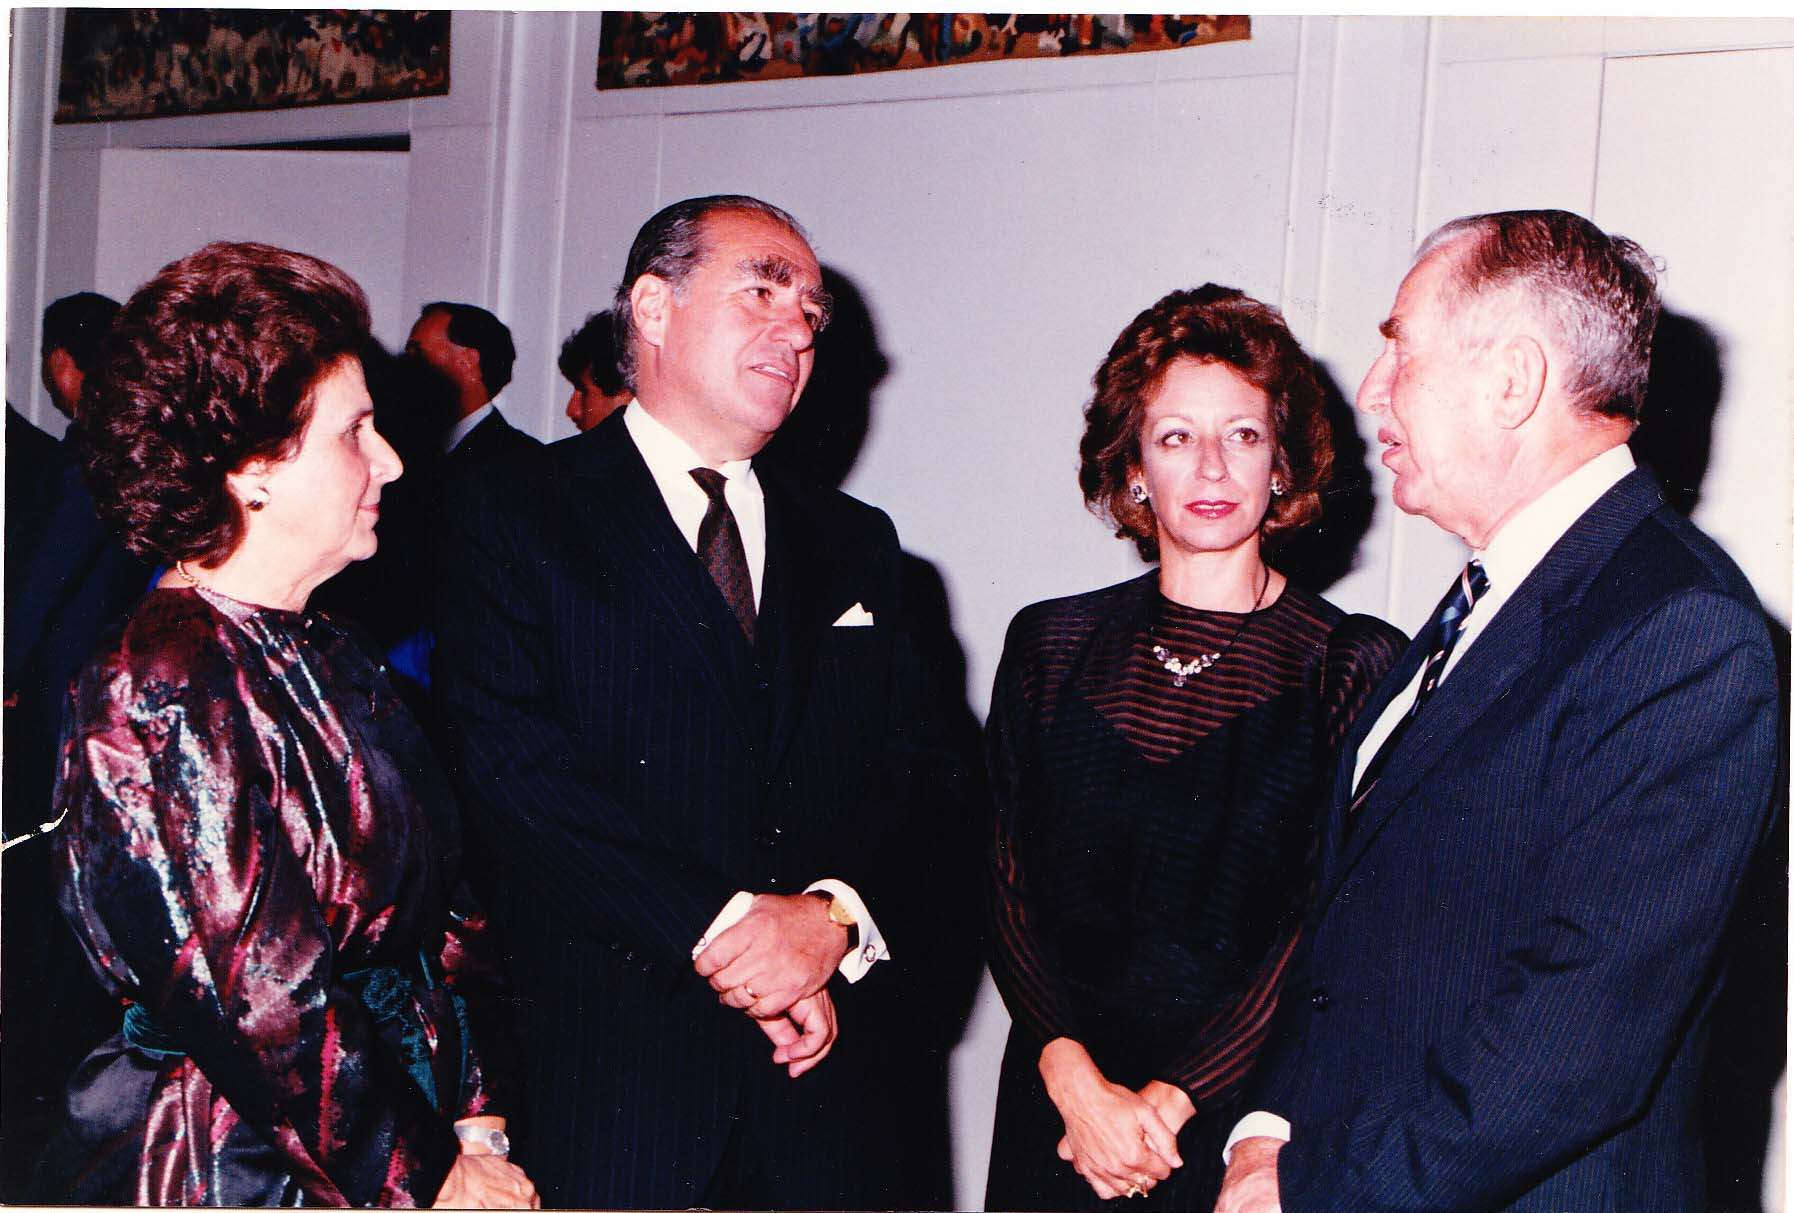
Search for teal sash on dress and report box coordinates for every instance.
[120,948,464,1113]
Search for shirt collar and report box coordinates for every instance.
[1475,443,1635,594]
[623,401,757,488]
[445,400,495,452]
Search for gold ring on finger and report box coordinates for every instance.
[1125,1184,1144,1199]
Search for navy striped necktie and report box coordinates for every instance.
[1351,559,1489,809]
[690,467,756,642]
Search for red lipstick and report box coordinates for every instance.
[1185,500,1239,519]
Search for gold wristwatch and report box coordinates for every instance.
[808,889,860,947]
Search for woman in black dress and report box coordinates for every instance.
[985,285,1404,1210]
[36,242,536,1207]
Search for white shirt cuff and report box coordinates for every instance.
[804,877,889,982]
[1223,1111,1292,1165]
[692,890,756,958]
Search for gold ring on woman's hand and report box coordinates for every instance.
[1125,1183,1145,1199]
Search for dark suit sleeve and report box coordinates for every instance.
[434,472,738,966]
[1276,588,1779,1211]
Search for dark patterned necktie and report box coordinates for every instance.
[690,467,756,642]
[1350,559,1490,811]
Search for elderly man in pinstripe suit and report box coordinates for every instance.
[435,195,963,1208]
[1216,210,1780,1213]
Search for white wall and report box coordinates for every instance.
[91,149,410,347]
[8,14,1791,1209]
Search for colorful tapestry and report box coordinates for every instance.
[597,14,1250,89]
[57,10,451,123]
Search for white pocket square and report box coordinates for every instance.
[833,602,875,627]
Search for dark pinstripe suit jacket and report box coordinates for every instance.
[433,409,959,1208]
[1251,468,1779,1212]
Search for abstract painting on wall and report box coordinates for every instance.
[597,14,1250,89]
[56,10,451,123]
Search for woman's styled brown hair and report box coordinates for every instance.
[79,241,372,566]
[1078,284,1332,561]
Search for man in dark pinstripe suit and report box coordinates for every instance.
[1216,211,1780,1212]
[435,195,963,1208]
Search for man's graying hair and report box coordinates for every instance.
[1417,209,1661,423]
[612,194,812,393]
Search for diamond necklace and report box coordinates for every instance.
[1151,564,1271,687]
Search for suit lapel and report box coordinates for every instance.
[1316,469,1668,909]
[1328,590,1543,884]
[565,415,757,737]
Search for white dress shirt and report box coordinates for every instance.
[624,403,889,981]
[1226,442,1636,1164]
[624,403,768,606]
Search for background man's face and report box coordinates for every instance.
[405,310,471,386]
[566,369,629,431]
[41,349,83,419]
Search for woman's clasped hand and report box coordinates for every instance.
[1042,1039,1191,1201]
[435,1139,540,1209]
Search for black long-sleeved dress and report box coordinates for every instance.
[985,573,1403,1210]
[35,586,506,1206]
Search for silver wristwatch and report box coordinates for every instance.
[454,1123,511,1159]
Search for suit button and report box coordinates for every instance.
[1310,987,1331,1011]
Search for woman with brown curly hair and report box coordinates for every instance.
[33,242,536,1208]
[984,285,1404,1210]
